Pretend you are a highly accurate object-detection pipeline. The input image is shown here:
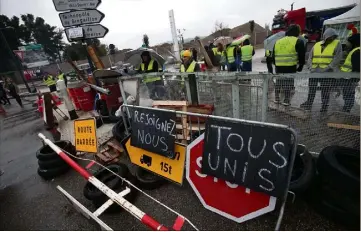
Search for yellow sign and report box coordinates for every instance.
[74,118,97,153]
[125,138,186,185]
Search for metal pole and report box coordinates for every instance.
[0,28,31,93]
[261,74,269,122]
[82,40,95,72]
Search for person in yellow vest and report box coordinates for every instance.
[212,43,226,70]
[300,28,343,112]
[136,51,164,99]
[43,72,57,92]
[272,25,305,106]
[225,43,238,71]
[240,39,255,72]
[57,70,67,87]
[180,50,200,104]
[340,33,360,112]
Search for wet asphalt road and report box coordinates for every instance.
[0,97,349,231]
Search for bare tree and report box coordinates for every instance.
[212,21,229,36]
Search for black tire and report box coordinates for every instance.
[37,165,70,180]
[134,167,165,190]
[38,158,68,169]
[83,164,129,201]
[289,144,315,193]
[112,118,129,144]
[92,172,138,214]
[307,176,360,229]
[317,146,360,195]
[36,140,74,161]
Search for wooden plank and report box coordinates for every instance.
[327,123,360,131]
[176,123,205,131]
[152,100,188,106]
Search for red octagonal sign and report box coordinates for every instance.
[186,134,276,223]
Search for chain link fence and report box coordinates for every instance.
[125,72,360,153]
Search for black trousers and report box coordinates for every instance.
[0,93,10,104]
[341,78,359,111]
[49,84,57,92]
[146,80,165,99]
[305,78,334,107]
[275,78,294,103]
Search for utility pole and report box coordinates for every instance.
[0,27,31,93]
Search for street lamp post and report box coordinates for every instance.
[0,27,31,93]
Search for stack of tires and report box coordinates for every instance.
[308,146,360,229]
[36,140,75,180]
[83,163,138,213]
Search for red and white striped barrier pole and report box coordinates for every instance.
[38,133,168,231]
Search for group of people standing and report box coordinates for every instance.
[0,77,23,108]
[203,39,255,72]
[267,24,360,112]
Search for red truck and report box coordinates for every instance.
[272,4,356,42]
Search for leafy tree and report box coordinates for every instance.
[143,34,149,48]
[212,21,230,37]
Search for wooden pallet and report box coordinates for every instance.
[327,112,360,131]
[95,139,124,164]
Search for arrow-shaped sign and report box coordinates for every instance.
[52,0,101,12]
[59,9,105,27]
[65,24,109,41]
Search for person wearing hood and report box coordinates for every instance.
[239,39,255,72]
[272,24,305,106]
[300,28,343,112]
[136,51,164,99]
[339,33,360,112]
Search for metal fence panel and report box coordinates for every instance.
[121,71,360,154]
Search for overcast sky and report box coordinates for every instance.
[0,0,359,49]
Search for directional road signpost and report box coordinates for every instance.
[65,24,109,41]
[59,9,105,27]
[52,0,102,12]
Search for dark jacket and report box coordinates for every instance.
[351,49,360,72]
[272,38,306,73]
[137,59,161,73]
[184,59,200,72]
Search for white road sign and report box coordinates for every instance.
[53,0,101,12]
[65,24,108,41]
[68,27,84,39]
[59,9,105,27]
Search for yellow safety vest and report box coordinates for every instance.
[241,45,253,61]
[341,47,360,72]
[58,73,64,80]
[139,59,162,83]
[44,75,56,86]
[274,36,298,66]
[180,60,196,86]
[312,39,340,69]
[226,46,236,64]
[265,49,272,57]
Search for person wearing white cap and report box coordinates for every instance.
[300,28,343,112]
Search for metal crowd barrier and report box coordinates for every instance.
[119,71,360,154]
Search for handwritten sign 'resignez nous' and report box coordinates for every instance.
[130,108,177,159]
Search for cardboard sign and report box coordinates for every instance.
[74,118,97,153]
[130,107,177,159]
[202,118,292,198]
[125,138,186,185]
